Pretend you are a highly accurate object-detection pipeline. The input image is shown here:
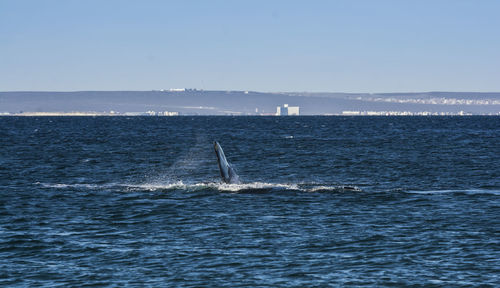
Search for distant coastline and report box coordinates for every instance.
[1,90,500,116]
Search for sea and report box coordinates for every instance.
[1,116,499,287]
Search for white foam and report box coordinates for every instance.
[36,181,361,193]
[306,185,362,192]
[125,181,299,192]
[119,182,363,193]
[215,182,298,192]
[36,182,113,189]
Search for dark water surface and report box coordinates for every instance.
[1,116,499,287]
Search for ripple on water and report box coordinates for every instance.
[1,116,499,286]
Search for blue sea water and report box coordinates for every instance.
[1,116,499,287]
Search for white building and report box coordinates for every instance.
[161,111,179,116]
[276,104,299,116]
[287,106,300,115]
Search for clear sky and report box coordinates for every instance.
[1,0,499,92]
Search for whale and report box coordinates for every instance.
[214,141,240,184]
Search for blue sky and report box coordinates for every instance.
[1,0,499,92]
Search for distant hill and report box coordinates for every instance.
[1,90,500,115]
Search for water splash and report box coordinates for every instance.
[36,181,362,193]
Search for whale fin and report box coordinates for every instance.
[214,141,240,184]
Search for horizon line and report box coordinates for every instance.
[2,90,500,94]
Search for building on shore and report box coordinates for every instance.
[276,104,300,116]
[341,110,475,116]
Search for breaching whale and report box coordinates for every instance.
[214,141,240,184]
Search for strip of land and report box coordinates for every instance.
[1,90,499,115]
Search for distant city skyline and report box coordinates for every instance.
[1,0,500,92]
[2,90,499,115]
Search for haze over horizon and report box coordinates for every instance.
[1,0,500,93]
[3,89,500,94]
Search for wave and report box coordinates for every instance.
[35,182,500,195]
[405,189,500,196]
[35,181,361,193]
[36,182,117,189]
[127,181,297,192]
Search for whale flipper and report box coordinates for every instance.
[214,141,240,184]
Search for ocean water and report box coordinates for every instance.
[1,116,499,287]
